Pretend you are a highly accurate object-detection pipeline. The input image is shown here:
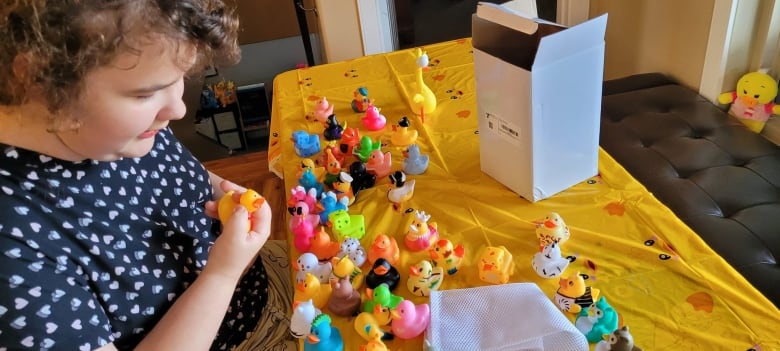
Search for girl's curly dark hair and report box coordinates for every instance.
[0,0,240,113]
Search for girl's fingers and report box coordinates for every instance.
[249,202,272,238]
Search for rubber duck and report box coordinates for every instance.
[349,161,376,195]
[532,242,572,279]
[323,114,346,145]
[292,130,321,158]
[351,86,371,113]
[407,260,444,297]
[595,326,643,351]
[337,237,367,267]
[291,299,321,339]
[316,191,349,226]
[362,104,387,131]
[390,299,430,340]
[313,96,334,126]
[366,149,392,179]
[409,48,437,123]
[337,127,361,162]
[294,272,332,310]
[293,225,314,253]
[353,136,382,163]
[330,255,364,291]
[320,144,346,169]
[359,334,389,351]
[387,170,415,211]
[309,226,340,262]
[554,271,600,314]
[304,314,343,351]
[296,158,326,183]
[328,209,365,241]
[289,202,320,250]
[367,233,400,266]
[429,238,465,275]
[295,252,333,284]
[575,296,619,343]
[217,189,265,225]
[365,258,401,291]
[402,143,429,175]
[390,116,418,147]
[354,305,393,342]
[363,283,403,312]
[718,70,780,133]
[322,148,342,189]
[288,185,319,214]
[405,210,439,252]
[536,212,571,249]
[478,245,515,284]
[327,276,362,317]
[331,172,355,206]
[298,168,325,199]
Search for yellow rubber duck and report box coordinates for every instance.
[406,260,444,297]
[293,272,332,310]
[409,48,437,123]
[535,212,571,249]
[295,158,325,183]
[390,116,418,147]
[216,189,265,224]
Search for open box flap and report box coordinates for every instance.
[475,2,540,34]
[473,2,567,70]
[534,14,608,68]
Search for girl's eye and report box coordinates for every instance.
[135,95,153,100]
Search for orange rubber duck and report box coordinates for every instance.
[367,234,400,266]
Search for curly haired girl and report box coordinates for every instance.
[0,1,278,350]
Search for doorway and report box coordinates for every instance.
[396,0,557,49]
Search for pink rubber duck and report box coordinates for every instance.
[313,96,334,125]
[290,202,319,252]
[366,150,392,179]
[361,104,387,131]
[390,299,430,339]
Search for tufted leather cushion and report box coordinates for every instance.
[600,73,780,307]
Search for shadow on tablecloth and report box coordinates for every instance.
[234,240,298,351]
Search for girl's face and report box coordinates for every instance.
[55,38,191,161]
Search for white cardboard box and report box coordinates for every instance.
[473,3,608,202]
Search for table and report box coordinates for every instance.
[268,39,780,350]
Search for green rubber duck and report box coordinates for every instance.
[362,283,403,312]
[352,136,381,163]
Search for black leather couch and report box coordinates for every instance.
[599,73,780,308]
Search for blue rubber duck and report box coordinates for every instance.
[304,314,343,351]
[292,130,320,158]
[402,143,429,175]
[574,296,619,343]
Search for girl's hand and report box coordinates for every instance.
[204,201,272,282]
[204,179,245,219]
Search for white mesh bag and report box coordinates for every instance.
[424,283,588,351]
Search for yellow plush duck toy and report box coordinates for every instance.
[718,70,780,133]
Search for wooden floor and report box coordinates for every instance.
[202,151,287,241]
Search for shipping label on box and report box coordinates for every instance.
[473,2,607,202]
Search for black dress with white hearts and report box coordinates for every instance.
[0,128,268,350]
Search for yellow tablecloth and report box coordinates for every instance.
[268,39,779,350]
